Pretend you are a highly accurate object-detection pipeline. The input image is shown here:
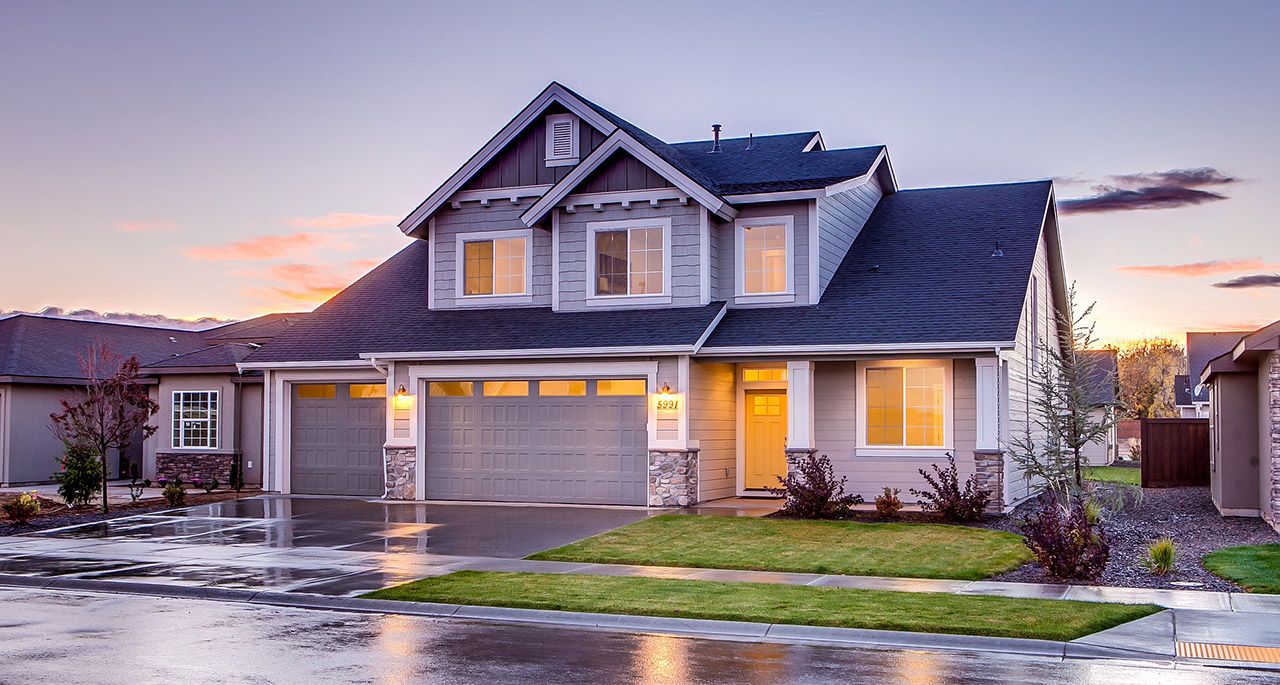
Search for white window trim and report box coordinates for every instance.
[734,214,795,304]
[586,217,673,307]
[544,113,580,167]
[453,228,534,305]
[171,389,219,450]
[855,359,953,456]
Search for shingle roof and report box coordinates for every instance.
[242,241,726,363]
[144,342,259,370]
[1080,349,1118,406]
[1186,331,1246,398]
[202,313,306,343]
[702,181,1053,348]
[0,315,207,380]
[1173,374,1195,407]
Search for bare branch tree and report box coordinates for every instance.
[49,343,159,513]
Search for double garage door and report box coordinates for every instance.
[289,378,648,504]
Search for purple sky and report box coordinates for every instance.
[2,1,1277,342]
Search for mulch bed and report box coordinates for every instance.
[0,490,258,536]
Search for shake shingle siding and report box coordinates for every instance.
[703,181,1051,349]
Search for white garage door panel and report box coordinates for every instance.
[425,381,647,505]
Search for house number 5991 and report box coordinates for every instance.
[656,399,679,411]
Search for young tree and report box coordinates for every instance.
[1009,285,1116,493]
[50,343,159,513]
[1115,337,1185,419]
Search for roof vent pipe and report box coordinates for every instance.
[745,133,754,151]
[710,124,722,153]
[991,241,1004,258]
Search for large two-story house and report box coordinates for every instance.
[238,82,1067,511]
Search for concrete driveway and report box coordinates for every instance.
[0,495,651,596]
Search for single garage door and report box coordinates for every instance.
[424,378,648,504]
[290,382,386,496]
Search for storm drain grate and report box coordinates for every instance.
[1177,641,1280,663]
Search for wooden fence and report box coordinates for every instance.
[1140,418,1209,488]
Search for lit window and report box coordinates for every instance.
[463,236,526,296]
[743,367,787,382]
[865,366,946,447]
[428,382,473,397]
[594,226,664,296]
[752,394,783,416]
[741,224,788,294]
[597,379,646,396]
[539,380,586,397]
[295,385,335,399]
[348,384,386,399]
[483,381,529,397]
[172,391,218,449]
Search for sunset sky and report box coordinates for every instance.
[2,1,1277,343]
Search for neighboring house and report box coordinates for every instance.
[1178,331,1248,418]
[1079,349,1119,466]
[238,82,1069,512]
[1200,319,1280,530]
[0,313,303,487]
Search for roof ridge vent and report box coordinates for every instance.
[709,124,722,153]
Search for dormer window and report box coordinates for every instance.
[545,113,579,167]
[736,215,794,300]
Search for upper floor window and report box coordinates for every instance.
[545,113,579,167]
[858,360,951,451]
[456,229,530,298]
[735,215,794,298]
[172,390,218,449]
[590,218,670,298]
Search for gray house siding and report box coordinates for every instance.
[462,105,608,190]
[816,175,883,297]
[812,358,979,503]
[577,152,675,194]
[710,216,733,301]
[556,202,703,311]
[430,202,553,310]
[0,383,134,485]
[690,360,736,500]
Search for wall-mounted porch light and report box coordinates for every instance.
[393,383,413,410]
[659,383,672,395]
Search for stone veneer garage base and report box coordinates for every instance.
[156,452,234,485]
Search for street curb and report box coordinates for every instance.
[0,573,1170,663]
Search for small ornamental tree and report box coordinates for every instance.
[49,343,159,514]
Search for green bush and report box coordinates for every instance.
[55,443,102,507]
[162,478,186,507]
[2,492,42,523]
[1143,537,1176,576]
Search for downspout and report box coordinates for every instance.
[367,356,391,499]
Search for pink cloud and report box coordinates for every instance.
[285,212,398,229]
[239,259,380,309]
[1116,258,1278,278]
[183,232,338,261]
[114,220,177,233]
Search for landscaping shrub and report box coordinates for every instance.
[910,453,990,521]
[191,477,218,494]
[1143,537,1176,576]
[770,453,863,519]
[874,487,903,519]
[2,492,42,523]
[162,478,186,507]
[55,442,102,507]
[127,477,150,503]
[1021,493,1110,581]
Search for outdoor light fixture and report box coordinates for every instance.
[395,384,408,396]
[392,384,413,410]
[659,383,672,395]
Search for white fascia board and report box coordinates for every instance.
[521,131,735,227]
[237,359,373,371]
[803,132,825,152]
[723,189,825,203]
[358,345,696,361]
[691,303,729,353]
[398,83,618,236]
[696,341,1016,357]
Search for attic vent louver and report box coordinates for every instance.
[544,113,579,167]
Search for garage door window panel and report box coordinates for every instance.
[483,381,529,397]
[597,379,646,396]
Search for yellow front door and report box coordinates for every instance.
[744,390,788,490]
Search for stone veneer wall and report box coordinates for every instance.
[385,447,416,500]
[156,452,234,485]
[1265,352,1280,530]
[648,449,698,507]
[783,448,819,479]
[973,449,1005,513]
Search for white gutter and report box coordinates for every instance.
[695,341,1016,357]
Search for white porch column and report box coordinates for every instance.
[975,357,1000,450]
[786,361,816,451]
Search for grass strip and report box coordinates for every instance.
[1203,544,1280,594]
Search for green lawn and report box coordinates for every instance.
[1084,466,1142,487]
[365,571,1160,642]
[528,514,1033,580]
[1203,544,1280,594]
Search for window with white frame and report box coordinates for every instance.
[859,361,951,449]
[457,230,529,297]
[592,220,667,296]
[172,390,218,449]
[736,216,793,297]
[544,113,579,167]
